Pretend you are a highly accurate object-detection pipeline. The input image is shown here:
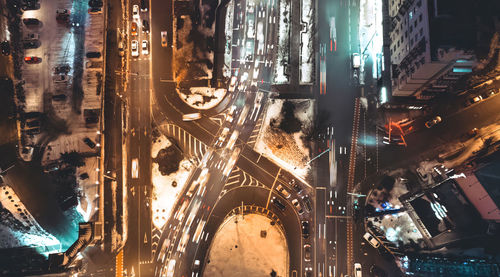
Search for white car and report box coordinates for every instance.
[354,263,362,277]
[216,127,230,147]
[363,232,380,248]
[141,40,149,55]
[275,184,291,198]
[292,199,304,215]
[182,113,201,121]
[253,67,259,80]
[161,31,168,47]
[131,158,139,178]
[132,5,139,20]
[131,40,139,57]
[352,53,361,68]
[228,76,238,92]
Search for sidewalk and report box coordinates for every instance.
[204,214,288,277]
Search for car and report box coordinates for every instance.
[141,40,149,55]
[89,0,103,8]
[302,195,312,212]
[52,94,67,101]
[1,41,10,55]
[24,56,41,64]
[54,64,70,74]
[301,221,309,238]
[292,199,304,215]
[161,31,168,47]
[482,89,498,98]
[226,105,236,122]
[131,22,138,36]
[118,42,125,57]
[363,232,380,248]
[19,146,34,162]
[53,74,69,83]
[23,40,40,49]
[25,33,40,40]
[329,16,337,51]
[132,5,139,20]
[354,263,362,277]
[131,158,139,178]
[424,116,442,128]
[465,95,482,106]
[140,0,148,12]
[215,127,230,147]
[182,113,201,121]
[142,20,150,33]
[56,9,70,23]
[271,196,285,211]
[253,67,259,80]
[467,128,478,138]
[304,244,311,261]
[23,18,40,26]
[22,0,40,11]
[369,265,387,277]
[131,40,139,57]
[88,7,102,14]
[275,184,291,198]
[86,51,101,59]
[83,137,96,148]
[228,76,238,92]
[352,53,361,68]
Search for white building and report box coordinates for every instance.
[388,0,498,97]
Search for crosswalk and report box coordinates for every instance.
[157,123,208,163]
[247,112,264,148]
[220,167,266,197]
[210,113,226,125]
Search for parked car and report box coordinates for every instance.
[118,42,125,57]
[83,137,96,148]
[23,40,40,49]
[54,64,70,74]
[302,195,312,212]
[132,5,139,20]
[354,263,362,277]
[88,7,102,14]
[161,31,168,47]
[369,265,387,277]
[465,95,482,106]
[23,18,41,26]
[22,0,40,11]
[88,0,103,8]
[363,232,380,248]
[25,33,40,40]
[275,184,291,198]
[424,116,442,128]
[51,94,67,101]
[131,22,138,36]
[1,41,10,55]
[142,20,150,33]
[140,0,148,12]
[24,56,42,64]
[56,9,70,24]
[292,199,304,215]
[141,40,149,55]
[304,244,311,261]
[301,221,309,238]
[482,89,498,98]
[86,51,101,59]
[131,40,139,57]
[271,196,285,211]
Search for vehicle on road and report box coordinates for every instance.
[237,105,249,126]
[1,41,11,55]
[24,56,41,64]
[223,147,241,176]
[354,263,362,277]
[271,196,286,211]
[228,76,238,92]
[226,105,236,122]
[86,51,101,59]
[131,22,138,36]
[141,40,149,55]
[304,244,311,261]
[301,221,309,238]
[118,42,125,57]
[88,7,102,14]
[292,199,304,215]
[131,40,139,57]
[23,18,41,26]
[89,0,103,8]
[23,40,40,49]
[19,146,34,162]
[166,259,176,277]
[215,127,230,147]
[225,130,239,150]
[192,220,206,244]
[352,53,361,68]
[132,5,139,20]
[182,112,201,121]
[275,184,291,198]
[363,232,380,248]
[131,158,139,178]
[330,17,337,52]
[161,31,168,47]
[424,116,442,128]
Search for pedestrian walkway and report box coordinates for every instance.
[204,214,288,277]
[157,123,208,163]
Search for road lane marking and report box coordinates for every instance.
[265,168,281,209]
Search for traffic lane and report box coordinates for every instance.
[325,218,338,277]
[151,0,173,79]
[334,218,348,276]
[316,188,327,277]
[379,93,500,170]
[189,186,304,277]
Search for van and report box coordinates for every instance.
[352,53,360,69]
